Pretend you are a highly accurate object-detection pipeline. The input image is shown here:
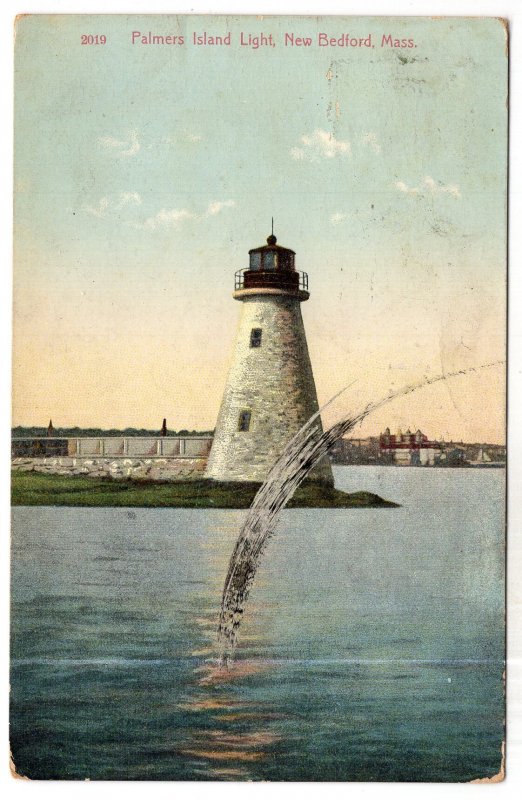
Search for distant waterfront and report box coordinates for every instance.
[330,437,506,468]
[11,428,506,469]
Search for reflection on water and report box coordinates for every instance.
[10,468,505,781]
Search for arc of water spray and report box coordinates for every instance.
[217,361,504,663]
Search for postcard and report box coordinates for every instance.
[11,14,507,781]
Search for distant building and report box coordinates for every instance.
[438,447,467,467]
[330,436,382,464]
[379,428,440,466]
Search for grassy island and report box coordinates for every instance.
[11,472,399,509]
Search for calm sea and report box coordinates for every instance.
[10,467,505,781]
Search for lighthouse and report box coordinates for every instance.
[205,231,333,485]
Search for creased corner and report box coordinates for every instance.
[469,740,505,783]
[9,752,30,781]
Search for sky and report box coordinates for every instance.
[12,14,507,442]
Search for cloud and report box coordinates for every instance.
[290,147,306,161]
[331,212,348,225]
[86,196,110,218]
[423,176,461,198]
[206,200,235,216]
[140,199,236,230]
[395,180,420,196]
[395,176,461,199]
[143,208,196,230]
[84,192,231,231]
[362,132,381,155]
[85,191,142,218]
[115,191,142,209]
[291,129,351,162]
[98,130,140,157]
[161,133,203,146]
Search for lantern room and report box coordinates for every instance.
[248,233,295,272]
[234,233,309,299]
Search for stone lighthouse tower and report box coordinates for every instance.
[205,231,333,485]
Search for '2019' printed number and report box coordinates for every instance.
[81,35,107,45]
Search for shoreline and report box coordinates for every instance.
[11,472,399,509]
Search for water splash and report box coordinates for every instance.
[217,362,503,663]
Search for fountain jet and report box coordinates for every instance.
[216,362,504,663]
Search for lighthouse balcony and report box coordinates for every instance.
[234,268,309,294]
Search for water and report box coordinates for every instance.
[10,467,505,781]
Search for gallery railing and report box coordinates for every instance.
[234,268,309,292]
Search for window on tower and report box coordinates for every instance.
[238,410,251,432]
[250,328,262,348]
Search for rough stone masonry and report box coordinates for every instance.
[205,294,333,483]
[11,456,206,481]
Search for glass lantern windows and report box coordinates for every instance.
[279,252,294,270]
[248,247,295,273]
[263,252,276,271]
[250,252,261,271]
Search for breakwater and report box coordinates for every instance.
[11,435,211,480]
[11,456,207,481]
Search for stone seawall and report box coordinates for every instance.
[11,457,207,481]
